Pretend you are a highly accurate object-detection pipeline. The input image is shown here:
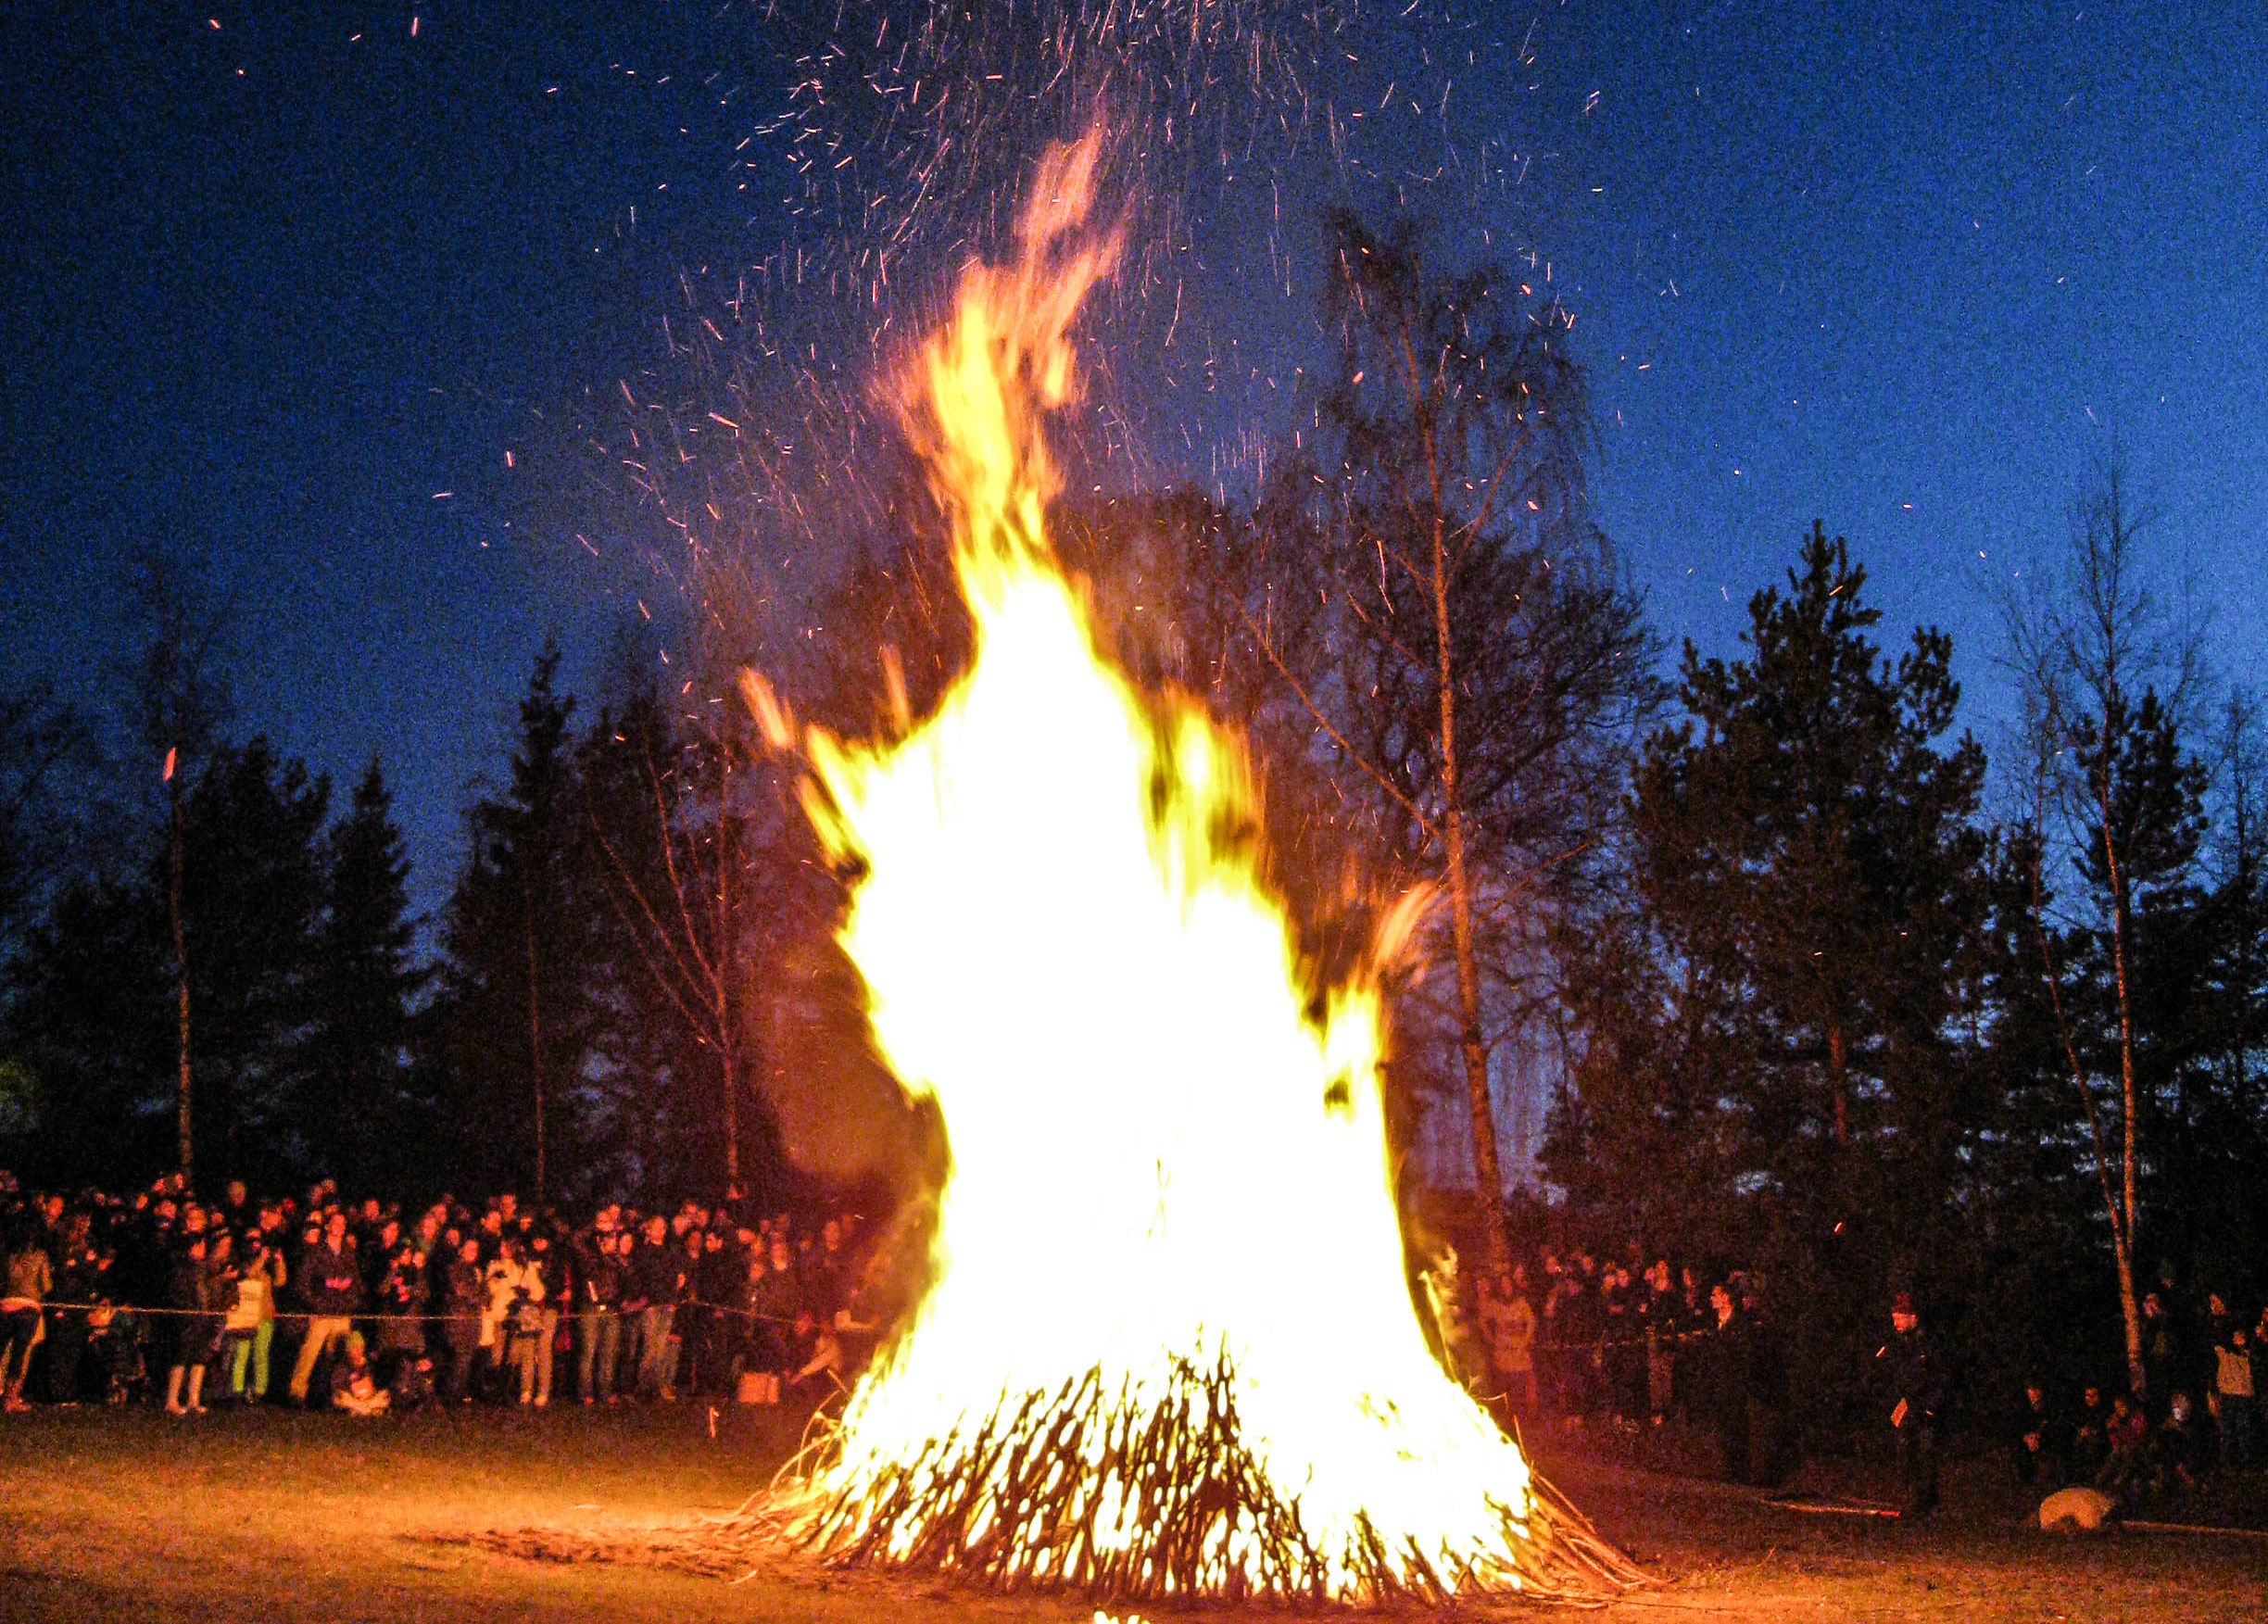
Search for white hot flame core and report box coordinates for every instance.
[782,129,1539,1599]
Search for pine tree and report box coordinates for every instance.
[176,738,330,1187]
[1,875,172,1184]
[304,758,425,1190]
[430,640,602,1202]
[1553,525,1995,1421]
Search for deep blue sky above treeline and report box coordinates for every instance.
[4,0,2262,919]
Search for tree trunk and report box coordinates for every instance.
[524,875,547,1207]
[1827,1020,1849,1147]
[2098,770,2148,1399]
[2233,776,2254,1114]
[718,770,740,1190]
[170,767,194,1182]
[1430,494,1508,1278]
[2027,844,2147,1402]
[719,1007,740,1191]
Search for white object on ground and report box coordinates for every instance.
[2039,1487,2117,1533]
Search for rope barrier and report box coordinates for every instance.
[12,1296,841,1328]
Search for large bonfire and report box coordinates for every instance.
[744,130,1641,1606]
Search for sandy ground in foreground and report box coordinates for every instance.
[1,1404,2262,1622]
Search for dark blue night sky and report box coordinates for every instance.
[6,0,2262,915]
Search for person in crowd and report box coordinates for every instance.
[2210,1303,2257,1473]
[785,1303,843,1401]
[2099,1391,2148,1498]
[1479,1267,1540,1421]
[224,1232,285,1404]
[2071,1383,2112,1480]
[2,1222,52,1412]
[86,1253,139,1406]
[748,1235,807,1407]
[1642,1258,1678,1427]
[1596,1264,1633,1428]
[517,1232,558,1406]
[371,1240,428,1383]
[812,1216,850,1315]
[44,1213,101,1405]
[439,1237,485,1404]
[163,1230,220,1416]
[1672,1264,1707,1427]
[628,1214,684,1402]
[1879,1291,1943,1517]
[732,1240,782,1407]
[675,1226,716,1398]
[328,1330,391,1416]
[2151,1391,2203,1495]
[482,1235,525,1395]
[2140,1290,2183,1412]
[1741,1275,1796,1488]
[1703,1282,1752,1483]
[213,1233,261,1405]
[2010,1377,2072,1490]
[288,1211,363,1405]
[696,1226,747,1398]
[575,1224,625,1405]
[1419,1247,1483,1391]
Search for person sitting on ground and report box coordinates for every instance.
[390,1350,438,1416]
[328,1330,391,1416]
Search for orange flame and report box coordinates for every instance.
[766,127,1546,1601]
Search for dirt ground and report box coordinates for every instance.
[1,1404,2262,1623]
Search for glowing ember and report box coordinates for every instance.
[749,129,1639,1605]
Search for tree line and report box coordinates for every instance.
[1,213,2261,1418]
[0,591,846,1212]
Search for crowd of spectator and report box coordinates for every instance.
[5,1172,2261,1515]
[0,1169,906,1421]
[1436,1242,2266,1512]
